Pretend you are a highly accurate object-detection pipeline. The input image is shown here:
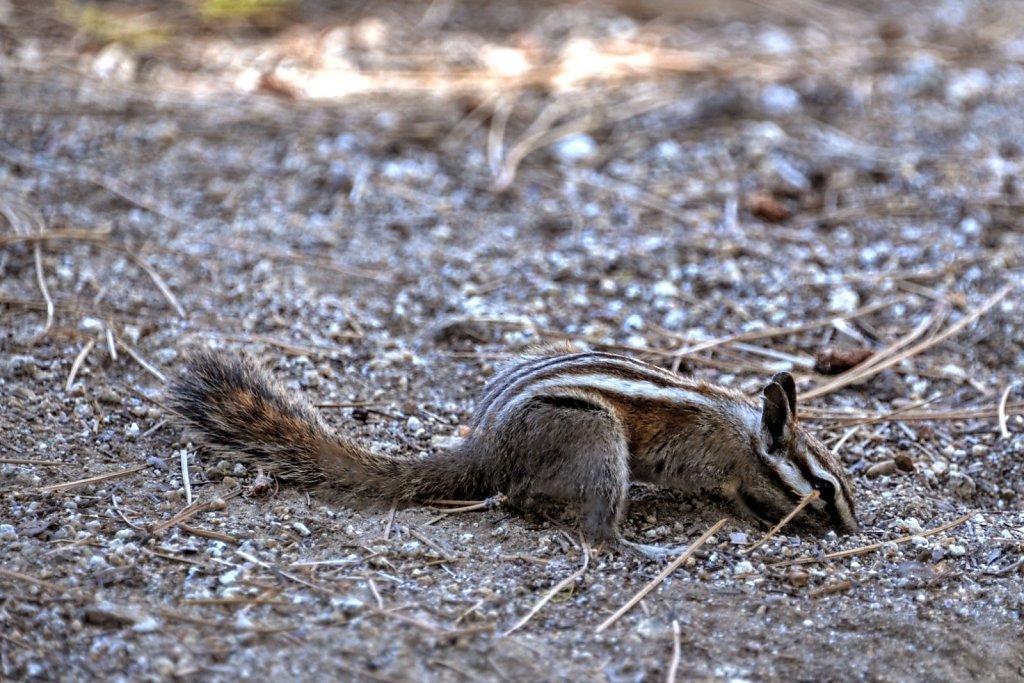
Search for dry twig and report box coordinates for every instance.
[666,619,682,683]
[808,579,854,598]
[0,458,64,466]
[33,243,54,337]
[39,464,148,494]
[0,567,85,598]
[665,297,900,369]
[116,336,167,383]
[775,510,977,566]
[66,338,96,391]
[595,518,727,633]
[742,491,819,554]
[998,382,1017,439]
[150,489,240,534]
[178,523,237,544]
[804,285,1011,400]
[236,550,340,597]
[504,542,590,636]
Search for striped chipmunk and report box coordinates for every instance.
[168,347,859,553]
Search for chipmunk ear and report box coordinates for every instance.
[761,381,793,453]
[770,371,797,416]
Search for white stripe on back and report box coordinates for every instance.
[488,373,717,427]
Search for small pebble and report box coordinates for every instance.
[894,453,915,472]
[734,560,756,575]
[553,133,598,163]
[729,532,748,545]
[96,388,120,404]
[866,460,898,478]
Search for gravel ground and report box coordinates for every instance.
[2,1,1023,681]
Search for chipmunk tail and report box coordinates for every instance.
[166,352,486,501]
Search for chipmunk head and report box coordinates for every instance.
[737,372,859,534]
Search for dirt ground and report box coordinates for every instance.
[2,1,1023,681]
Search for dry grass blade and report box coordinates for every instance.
[403,525,455,562]
[38,464,148,494]
[66,338,96,391]
[494,94,674,190]
[504,543,590,636]
[492,97,567,190]
[179,523,237,544]
[426,494,507,524]
[118,248,186,319]
[666,297,902,363]
[775,510,977,567]
[116,336,168,383]
[200,237,394,284]
[156,607,299,634]
[802,304,945,400]
[0,195,55,339]
[998,382,1016,439]
[203,332,359,357]
[539,328,777,375]
[812,393,948,430]
[105,324,118,360]
[0,458,64,466]
[182,597,288,607]
[802,400,1024,424]
[0,230,112,247]
[236,550,340,597]
[742,491,819,554]
[729,342,815,369]
[595,518,727,634]
[803,285,1011,400]
[151,489,241,535]
[180,449,192,506]
[666,619,682,683]
[0,567,86,598]
[0,226,182,318]
[487,92,516,180]
[808,579,854,598]
[33,243,54,337]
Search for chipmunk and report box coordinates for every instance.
[167,347,858,547]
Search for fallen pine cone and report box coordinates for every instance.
[814,346,873,374]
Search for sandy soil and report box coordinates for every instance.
[2,1,1023,681]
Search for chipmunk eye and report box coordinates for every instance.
[812,478,836,500]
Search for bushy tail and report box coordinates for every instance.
[166,352,487,501]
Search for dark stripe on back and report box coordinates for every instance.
[533,394,607,412]
[474,353,688,426]
[474,353,587,418]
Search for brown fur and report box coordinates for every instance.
[167,349,858,543]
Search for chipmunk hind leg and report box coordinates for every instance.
[498,395,630,543]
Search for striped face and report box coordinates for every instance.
[753,374,859,533]
[766,431,859,533]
